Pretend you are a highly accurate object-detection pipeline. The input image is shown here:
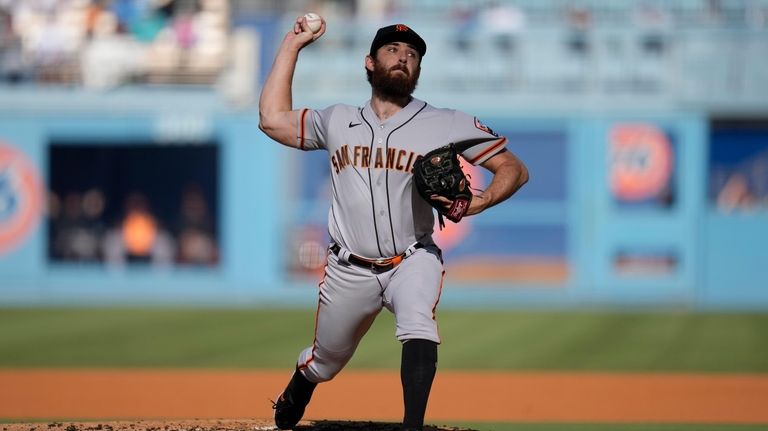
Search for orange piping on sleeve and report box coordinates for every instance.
[298,108,309,150]
[468,137,507,164]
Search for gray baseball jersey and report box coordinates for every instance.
[293,97,508,383]
[297,97,507,258]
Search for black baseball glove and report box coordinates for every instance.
[412,143,473,227]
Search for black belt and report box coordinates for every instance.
[330,243,424,272]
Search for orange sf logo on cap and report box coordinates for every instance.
[395,24,409,32]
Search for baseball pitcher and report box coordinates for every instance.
[259,14,529,431]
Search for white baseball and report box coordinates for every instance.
[304,12,322,33]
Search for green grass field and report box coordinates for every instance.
[1,307,767,430]
[1,307,767,371]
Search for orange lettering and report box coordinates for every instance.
[375,148,384,168]
[331,155,340,174]
[340,145,351,167]
[386,148,396,170]
[362,147,370,168]
[396,149,407,171]
[353,146,361,167]
[405,152,416,172]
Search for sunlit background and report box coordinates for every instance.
[1,0,767,309]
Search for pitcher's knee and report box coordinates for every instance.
[298,344,354,382]
[395,312,440,344]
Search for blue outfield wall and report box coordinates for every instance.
[0,90,766,309]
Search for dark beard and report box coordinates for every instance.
[368,60,420,99]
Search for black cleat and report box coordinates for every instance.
[272,368,317,430]
[272,392,306,430]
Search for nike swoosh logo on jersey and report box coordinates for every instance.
[348,121,362,128]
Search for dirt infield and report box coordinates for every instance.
[0,420,476,431]
[2,370,768,428]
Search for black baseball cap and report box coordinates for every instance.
[369,24,427,58]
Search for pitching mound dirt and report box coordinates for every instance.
[0,420,478,431]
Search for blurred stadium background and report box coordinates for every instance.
[1,0,767,309]
[1,1,768,429]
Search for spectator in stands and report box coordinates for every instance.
[449,1,477,52]
[563,3,591,55]
[49,190,105,262]
[25,6,71,82]
[717,172,756,212]
[633,2,672,55]
[129,1,168,43]
[170,0,199,51]
[103,191,175,268]
[84,0,107,38]
[111,0,140,33]
[174,182,218,266]
[0,5,26,83]
[480,1,526,53]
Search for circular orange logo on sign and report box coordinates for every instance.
[609,124,673,201]
[0,142,43,255]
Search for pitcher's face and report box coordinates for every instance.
[366,42,421,98]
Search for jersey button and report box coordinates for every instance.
[377,138,383,143]
[379,125,384,129]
